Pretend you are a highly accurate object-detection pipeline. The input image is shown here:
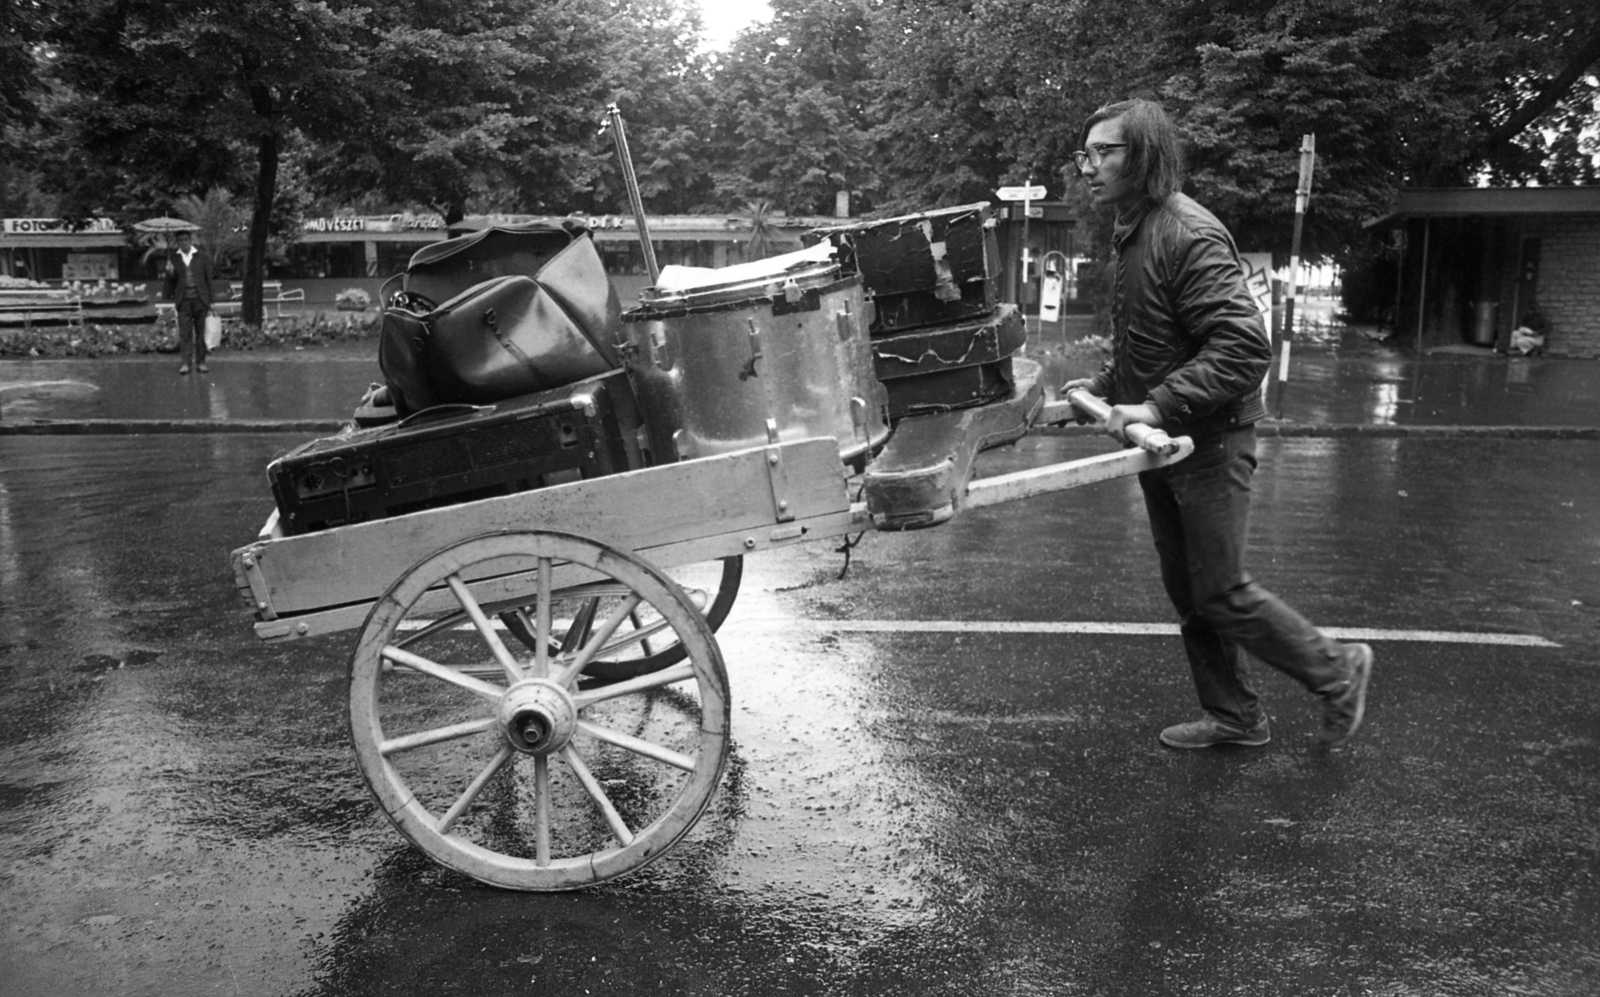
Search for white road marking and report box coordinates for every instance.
[737,619,1560,648]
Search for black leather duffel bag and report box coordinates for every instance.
[378,222,622,414]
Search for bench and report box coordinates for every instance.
[0,290,85,330]
[228,281,306,316]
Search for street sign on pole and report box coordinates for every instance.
[996,185,1047,202]
[1275,134,1316,419]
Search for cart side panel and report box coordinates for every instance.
[233,436,849,620]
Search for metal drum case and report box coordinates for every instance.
[620,260,890,466]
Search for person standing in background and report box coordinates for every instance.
[163,229,215,374]
[1064,98,1373,750]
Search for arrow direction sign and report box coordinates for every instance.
[996,184,1047,202]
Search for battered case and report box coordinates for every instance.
[806,203,1000,335]
[870,304,1024,381]
[880,357,1015,421]
[268,370,639,535]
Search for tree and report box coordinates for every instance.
[33,0,372,322]
[317,0,616,224]
[704,0,878,215]
[584,0,721,215]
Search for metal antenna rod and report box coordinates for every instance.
[601,104,661,284]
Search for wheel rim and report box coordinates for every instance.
[349,531,730,891]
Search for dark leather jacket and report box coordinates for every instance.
[1087,192,1269,438]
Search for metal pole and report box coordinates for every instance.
[1021,182,1033,336]
[1415,219,1430,357]
[600,104,660,284]
[1275,134,1316,419]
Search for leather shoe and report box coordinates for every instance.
[1159,715,1271,749]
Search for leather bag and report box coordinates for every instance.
[378,223,622,414]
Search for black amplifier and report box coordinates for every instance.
[268,370,639,535]
[806,203,1000,335]
[881,356,1015,421]
[870,304,1024,381]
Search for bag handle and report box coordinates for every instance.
[395,403,492,428]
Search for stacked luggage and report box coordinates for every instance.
[806,203,1023,420]
[266,222,642,535]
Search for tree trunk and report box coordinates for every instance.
[244,81,279,327]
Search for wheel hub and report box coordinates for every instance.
[499,679,578,755]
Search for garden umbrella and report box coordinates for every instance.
[133,217,200,251]
[133,217,199,234]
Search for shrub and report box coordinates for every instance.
[0,312,382,358]
[335,287,372,311]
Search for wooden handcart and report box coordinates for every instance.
[230,360,1189,892]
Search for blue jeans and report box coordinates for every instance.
[1138,426,1349,729]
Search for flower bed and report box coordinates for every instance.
[0,312,383,358]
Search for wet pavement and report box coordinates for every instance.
[1,333,1598,432]
[3,337,1599,995]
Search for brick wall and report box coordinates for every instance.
[1523,216,1600,358]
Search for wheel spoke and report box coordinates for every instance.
[561,745,634,845]
[561,598,600,655]
[571,612,674,669]
[554,593,643,687]
[531,558,553,678]
[437,743,516,834]
[534,755,552,866]
[395,609,470,649]
[577,719,695,771]
[446,574,524,684]
[572,664,696,709]
[381,717,498,756]
[632,608,655,658]
[382,644,505,702]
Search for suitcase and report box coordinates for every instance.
[268,370,639,535]
[870,304,1024,381]
[880,356,1015,421]
[379,223,622,415]
[400,219,594,310]
[806,203,1000,335]
[379,268,620,415]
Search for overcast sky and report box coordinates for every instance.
[694,0,772,50]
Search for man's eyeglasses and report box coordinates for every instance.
[1073,143,1128,170]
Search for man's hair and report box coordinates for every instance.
[1080,98,1184,206]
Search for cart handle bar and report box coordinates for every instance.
[1034,389,1184,457]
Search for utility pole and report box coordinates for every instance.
[1276,134,1316,419]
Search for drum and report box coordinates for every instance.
[620,259,890,466]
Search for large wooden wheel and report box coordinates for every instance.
[349,531,730,891]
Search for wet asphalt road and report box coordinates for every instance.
[2,426,1597,996]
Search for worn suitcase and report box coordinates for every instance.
[870,304,1024,381]
[880,356,1016,421]
[268,370,639,535]
[379,223,622,415]
[380,270,621,415]
[401,219,595,309]
[806,203,1000,335]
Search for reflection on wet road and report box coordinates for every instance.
[2,434,1597,995]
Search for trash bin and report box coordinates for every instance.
[1471,301,1499,347]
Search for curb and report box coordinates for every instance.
[3,419,1598,439]
[1026,423,1600,440]
[0,419,347,436]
